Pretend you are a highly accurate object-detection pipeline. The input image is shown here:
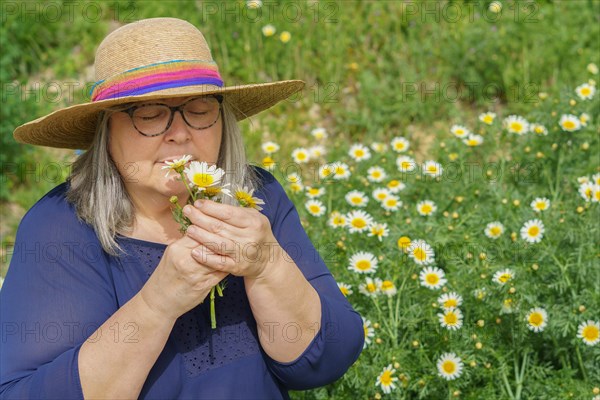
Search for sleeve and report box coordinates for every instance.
[0,185,118,399]
[254,168,365,390]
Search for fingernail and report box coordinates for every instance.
[192,248,202,257]
[187,225,197,235]
[194,200,203,208]
[183,205,192,216]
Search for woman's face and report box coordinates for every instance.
[108,96,223,200]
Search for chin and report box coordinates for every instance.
[159,175,189,198]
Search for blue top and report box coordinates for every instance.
[0,167,364,399]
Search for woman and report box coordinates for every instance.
[0,18,364,399]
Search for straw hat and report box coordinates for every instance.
[13,17,304,150]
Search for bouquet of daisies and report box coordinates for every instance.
[162,156,264,328]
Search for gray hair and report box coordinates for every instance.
[66,100,261,256]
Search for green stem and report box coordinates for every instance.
[179,171,197,202]
[500,366,515,400]
[514,352,528,400]
[210,287,217,329]
[575,344,588,381]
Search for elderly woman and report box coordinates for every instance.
[0,18,363,399]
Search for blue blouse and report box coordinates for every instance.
[0,167,364,399]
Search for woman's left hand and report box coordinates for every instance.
[182,199,280,279]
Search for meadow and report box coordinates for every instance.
[1,1,599,399]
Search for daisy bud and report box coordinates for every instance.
[467,253,473,259]
[593,387,599,395]
[418,379,425,387]
[440,142,446,148]
[496,318,502,324]
[569,99,576,106]
[374,393,381,400]
[480,274,486,279]
[169,196,179,205]
[471,334,477,339]
[579,305,586,312]
[509,287,516,294]
[412,340,419,348]
[532,263,539,271]
[453,390,461,397]
[455,196,464,203]
[452,212,459,219]
[405,218,412,224]
[582,142,590,150]
[470,361,477,367]
[511,232,517,241]
[373,323,380,329]
[448,225,454,231]
[485,363,491,369]
[538,92,548,100]
[536,152,544,158]
[375,338,382,344]
[476,342,483,350]
[464,234,470,240]
[432,302,438,308]
[502,198,508,204]
[477,320,485,327]
[394,362,400,369]
[479,253,486,260]
[524,146,531,153]
[411,274,418,280]
[552,143,558,150]
[559,218,564,223]
[577,206,584,213]
[513,199,520,206]
[443,211,449,217]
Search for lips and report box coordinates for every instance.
[157,156,195,163]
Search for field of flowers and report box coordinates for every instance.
[1,0,599,399]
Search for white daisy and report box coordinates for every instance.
[530,197,550,212]
[375,364,398,394]
[479,112,496,125]
[575,82,596,100]
[579,112,590,126]
[484,221,505,239]
[530,123,548,136]
[386,179,405,193]
[289,182,304,193]
[367,166,387,182]
[346,210,374,233]
[348,143,371,162]
[337,282,353,297]
[526,307,548,332]
[359,277,381,297]
[305,186,326,199]
[311,127,328,140]
[437,353,464,380]
[381,195,402,212]
[391,136,410,153]
[504,115,530,135]
[559,114,582,132]
[492,268,515,285]
[593,173,600,185]
[578,181,595,201]
[261,141,280,154]
[331,161,351,180]
[161,154,193,177]
[367,222,389,242]
[246,0,262,8]
[577,320,600,346]
[286,172,302,184]
[380,280,397,296]
[370,142,388,153]
[309,145,327,158]
[450,124,471,138]
[422,160,443,178]
[520,219,545,243]
[438,308,463,330]
[463,134,484,147]
[363,317,375,348]
[327,211,346,229]
[396,155,417,173]
[407,239,435,265]
[420,267,447,290]
[184,161,224,190]
[345,190,369,207]
[318,163,334,180]
[372,188,391,202]
[348,251,378,274]
[438,292,463,310]
[305,199,326,217]
[417,200,437,216]
[261,24,276,37]
[592,185,600,202]
[291,148,310,163]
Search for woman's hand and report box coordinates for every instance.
[139,234,229,322]
[182,199,281,279]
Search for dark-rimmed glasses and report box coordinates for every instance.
[122,95,223,137]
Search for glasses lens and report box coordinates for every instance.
[183,97,221,129]
[132,105,171,136]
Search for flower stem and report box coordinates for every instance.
[575,344,588,381]
[210,286,217,329]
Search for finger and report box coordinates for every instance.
[194,199,258,228]
[191,245,238,274]
[186,224,239,257]
[183,203,232,236]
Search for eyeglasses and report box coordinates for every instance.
[122,95,223,137]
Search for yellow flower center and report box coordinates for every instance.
[510,122,524,132]
[444,299,458,308]
[235,191,256,208]
[356,260,371,271]
[381,281,394,290]
[455,129,465,136]
[499,273,512,283]
[340,286,349,296]
[377,193,388,200]
[442,361,456,374]
[352,218,367,228]
[398,237,411,248]
[192,173,215,188]
[563,120,576,130]
[426,274,439,285]
[467,139,478,146]
[372,171,382,178]
[444,312,458,325]
[483,116,493,124]
[388,180,400,188]
[490,226,501,236]
[427,166,437,173]
[401,161,412,170]
[351,197,362,204]
[363,325,369,337]
[308,188,320,195]
[309,205,321,214]
[380,370,393,385]
[366,283,377,292]
[535,203,546,210]
[581,87,591,96]
[582,325,599,341]
[386,198,397,207]
[413,248,426,261]
[335,167,346,175]
[528,226,540,236]
[529,312,544,327]
[262,156,275,167]
[395,143,405,150]
[333,216,345,225]
[421,204,432,214]
[297,152,307,160]
[355,149,364,157]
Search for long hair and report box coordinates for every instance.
[66,99,261,256]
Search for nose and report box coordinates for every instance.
[164,110,192,143]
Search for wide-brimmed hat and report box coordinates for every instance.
[13,17,304,150]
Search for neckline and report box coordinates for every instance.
[116,234,169,249]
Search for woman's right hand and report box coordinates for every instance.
[139,235,228,322]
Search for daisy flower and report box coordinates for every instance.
[578,181,595,201]
[407,239,435,265]
[438,292,463,310]
[261,141,280,154]
[331,161,351,180]
[577,320,600,346]
[397,236,411,252]
[345,190,369,207]
[246,0,262,8]
[306,186,326,199]
[380,280,397,296]
[492,268,515,285]
[327,211,347,228]
[291,147,310,163]
[305,199,326,217]
[337,282,353,297]
[289,182,304,193]
[526,307,548,332]
[588,63,599,74]
[359,277,381,297]
[261,156,276,171]
[474,288,487,300]
[438,308,463,330]
[592,185,600,202]
[575,82,596,100]
[479,112,496,125]
[309,145,327,159]
[520,219,545,243]
[391,136,410,153]
[368,222,389,241]
[593,173,600,185]
[311,127,328,140]
[559,114,582,132]
[463,134,484,147]
[318,163,334,180]
[417,200,437,216]
[348,143,371,162]
[372,188,391,202]
[422,161,443,178]
[261,24,276,37]
[363,317,375,348]
[501,298,516,315]
[348,251,378,274]
[376,364,398,394]
[381,195,402,212]
[484,221,505,239]
[530,123,548,136]
[161,154,193,177]
[437,353,464,381]
[579,112,590,126]
[420,267,447,290]
[233,185,265,210]
[184,161,224,190]
[367,166,387,183]
[396,155,417,173]
[530,197,550,212]
[370,142,388,153]
[286,172,302,184]
[386,179,405,193]
[450,124,471,138]
[504,115,530,135]
[346,210,374,233]
[279,31,291,43]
